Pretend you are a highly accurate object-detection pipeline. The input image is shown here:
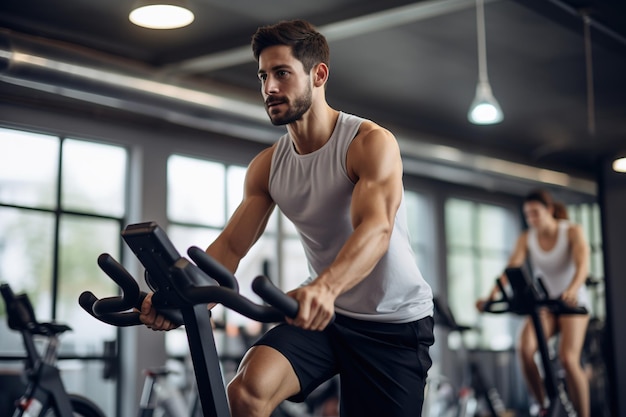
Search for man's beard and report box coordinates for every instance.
[266,85,312,126]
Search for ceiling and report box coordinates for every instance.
[1,0,625,196]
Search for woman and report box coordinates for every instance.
[477,189,590,417]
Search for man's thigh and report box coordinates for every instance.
[254,323,338,402]
[232,344,302,403]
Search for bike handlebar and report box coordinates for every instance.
[79,222,300,328]
[91,254,142,316]
[187,246,239,292]
[79,275,297,327]
[480,267,588,317]
[483,299,588,316]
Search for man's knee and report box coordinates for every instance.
[227,376,268,417]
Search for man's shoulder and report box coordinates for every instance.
[250,144,277,170]
[352,120,395,148]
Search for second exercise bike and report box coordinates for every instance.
[483,267,587,417]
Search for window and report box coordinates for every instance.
[445,198,517,349]
[0,127,128,416]
[404,190,436,287]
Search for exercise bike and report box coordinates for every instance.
[426,296,507,417]
[0,283,106,417]
[78,221,302,417]
[483,267,587,417]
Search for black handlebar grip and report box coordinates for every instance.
[544,298,588,315]
[0,283,15,304]
[251,275,299,319]
[495,278,509,303]
[148,291,185,327]
[92,254,141,315]
[187,247,239,292]
[79,291,143,326]
[482,299,509,314]
[156,309,185,327]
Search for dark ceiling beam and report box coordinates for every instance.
[512,0,626,54]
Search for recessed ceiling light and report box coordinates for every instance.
[129,1,194,30]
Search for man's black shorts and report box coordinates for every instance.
[254,314,434,417]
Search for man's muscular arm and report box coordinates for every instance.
[288,123,403,330]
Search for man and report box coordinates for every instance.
[141,19,434,417]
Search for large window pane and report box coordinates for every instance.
[62,139,127,217]
[0,207,55,315]
[227,165,246,218]
[0,128,59,208]
[167,155,225,226]
[0,208,55,353]
[168,224,220,258]
[477,205,510,250]
[447,252,477,325]
[445,198,516,350]
[57,215,120,354]
[445,199,473,246]
[405,191,435,287]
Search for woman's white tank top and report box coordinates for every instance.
[527,220,589,308]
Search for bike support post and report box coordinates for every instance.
[182,304,230,417]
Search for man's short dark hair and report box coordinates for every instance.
[251,19,330,73]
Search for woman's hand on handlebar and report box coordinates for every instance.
[138,293,179,331]
[475,298,489,312]
[560,287,579,306]
[286,282,335,331]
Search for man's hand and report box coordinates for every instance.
[286,282,336,331]
[138,292,178,331]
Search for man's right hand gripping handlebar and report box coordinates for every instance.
[78,246,303,331]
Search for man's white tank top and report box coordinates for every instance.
[527,220,589,308]
[268,112,433,323]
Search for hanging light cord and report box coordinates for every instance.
[582,11,596,136]
[476,0,489,84]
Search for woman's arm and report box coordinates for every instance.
[562,224,590,305]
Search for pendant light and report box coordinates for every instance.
[468,0,503,125]
[129,0,195,30]
[612,157,626,173]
